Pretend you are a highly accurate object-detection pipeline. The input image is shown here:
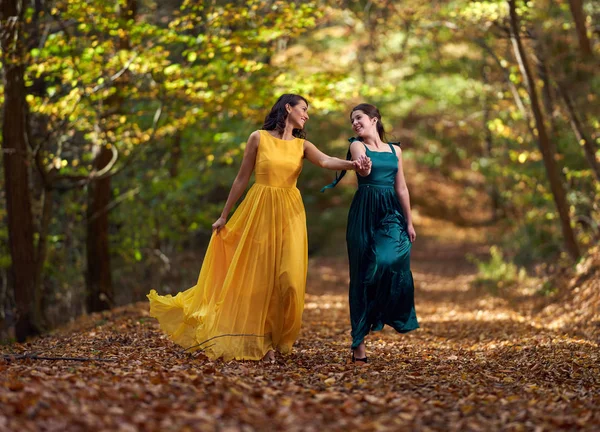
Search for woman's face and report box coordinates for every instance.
[287,100,309,129]
[351,110,376,137]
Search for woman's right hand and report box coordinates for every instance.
[212,216,227,233]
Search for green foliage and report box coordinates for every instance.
[469,246,528,294]
[0,0,327,326]
[537,280,558,297]
[1,0,598,331]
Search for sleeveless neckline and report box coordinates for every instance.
[262,130,298,142]
[364,142,396,157]
[365,146,394,155]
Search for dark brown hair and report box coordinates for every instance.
[351,103,387,142]
[262,94,308,139]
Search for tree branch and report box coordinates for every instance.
[90,54,138,94]
[476,38,534,136]
[2,354,117,362]
[87,186,140,223]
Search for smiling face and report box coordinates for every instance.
[351,109,377,138]
[286,99,309,130]
[263,94,310,139]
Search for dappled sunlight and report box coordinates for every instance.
[3,231,598,431]
[304,294,346,311]
[422,308,524,324]
[414,275,473,291]
[1,0,598,428]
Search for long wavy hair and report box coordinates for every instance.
[262,94,309,139]
[351,103,387,143]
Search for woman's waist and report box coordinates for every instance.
[352,186,401,208]
[254,173,300,189]
[357,182,395,189]
[252,181,299,190]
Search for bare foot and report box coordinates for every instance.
[261,349,275,364]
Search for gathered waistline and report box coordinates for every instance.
[254,182,297,190]
[358,184,395,189]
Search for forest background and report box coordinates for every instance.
[1,0,598,342]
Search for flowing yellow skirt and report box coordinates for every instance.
[147,183,308,361]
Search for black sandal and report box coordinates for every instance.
[351,352,368,364]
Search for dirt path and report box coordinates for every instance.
[1,221,598,431]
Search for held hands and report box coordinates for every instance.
[212,216,227,233]
[353,154,372,176]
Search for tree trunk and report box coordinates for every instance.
[86,146,114,312]
[169,131,182,178]
[568,0,593,57]
[532,34,556,129]
[481,63,502,220]
[85,0,137,312]
[477,39,534,136]
[24,2,55,326]
[531,31,561,157]
[557,83,600,183]
[508,0,581,261]
[1,0,40,340]
[33,186,53,323]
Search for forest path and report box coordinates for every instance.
[1,217,598,431]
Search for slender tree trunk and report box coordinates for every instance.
[24,1,53,326]
[1,0,40,340]
[531,31,561,159]
[477,39,534,136]
[568,0,593,57]
[33,186,53,322]
[169,131,182,178]
[85,0,137,312]
[86,146,114,312]
[0,268,8,338]
[532,33,558,134]
[508,0,580,261]
[481,63,501,220]
[557,84,600,183]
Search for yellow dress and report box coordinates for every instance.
[147,130,308,360]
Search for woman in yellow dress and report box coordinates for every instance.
[148,94,367,361]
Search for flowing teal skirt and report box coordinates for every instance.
[346,184,419,349]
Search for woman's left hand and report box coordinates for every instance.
[359,155,372,171]
[407,224,416,243]
[354,154,372,176]
[212,216,227,233]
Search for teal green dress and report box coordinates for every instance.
[322,138,419,349]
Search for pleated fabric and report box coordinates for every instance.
[148,130,308,360]
[344,139,419,349]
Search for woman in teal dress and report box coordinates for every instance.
[322,103,419,364]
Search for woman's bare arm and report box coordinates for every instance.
[212,131,260,231]
[349,141,371,177]
[303,140,360,171]
[393,146,416,242]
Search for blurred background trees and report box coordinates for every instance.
[1,0,598,341]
